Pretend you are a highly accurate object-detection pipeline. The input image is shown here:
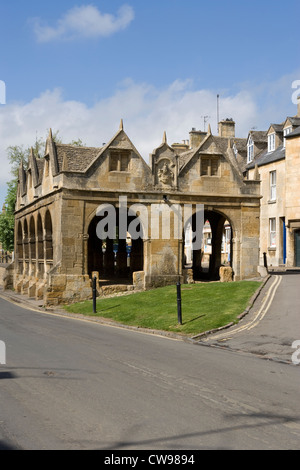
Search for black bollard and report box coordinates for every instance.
[263,252,268,271]
[177,281,182,325]
[93,276,97,314]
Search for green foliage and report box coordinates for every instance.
[69,138,86,147]
[0,180,17,251]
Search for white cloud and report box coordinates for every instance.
[32,4,135,42]
[0,73,299,206]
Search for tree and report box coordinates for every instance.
[0,180,17,252]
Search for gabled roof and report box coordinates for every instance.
[178,129,244,179]
[247,130,268,143]
[43,120,149,176]
[77,121,152,178]
[267,123,284,134]
[178,129,212,173]
[283,116,300,128]
[233,138,247,152]
[246,146,285,169]
[285,125,300,138]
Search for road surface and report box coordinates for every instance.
[200,273,300,364]
[0,291,299,450]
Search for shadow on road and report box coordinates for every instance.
[0,440,18,450]
[91,412,300,450]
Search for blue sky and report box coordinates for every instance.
[0,0,300,206]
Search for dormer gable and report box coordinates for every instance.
[267,124,283,152]
[179,130,243,182]
[83,119,151,178]
[282,116,300,147]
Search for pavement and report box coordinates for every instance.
[0,271,299,365]
[196,272,300,365]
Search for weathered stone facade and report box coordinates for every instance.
[13,120,261,305]
[247,99,300,269]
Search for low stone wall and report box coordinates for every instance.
[0,264,9,286]
[0,263,14,289]
[46,274,93,306]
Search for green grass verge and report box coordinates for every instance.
[63,280,262,336]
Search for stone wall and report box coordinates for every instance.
[248,159,286,267]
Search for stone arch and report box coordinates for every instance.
[16,220,23,273]
[44,209,53,261]
[87,206,144,282]
[184,208,234,281]
[29,216,36,275]
[23,219,29,265]
[37,212,44,275]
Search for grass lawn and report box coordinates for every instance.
[63,280,262,336]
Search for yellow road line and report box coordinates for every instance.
[205,275,282,341]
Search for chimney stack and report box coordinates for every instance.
[218,118,235,138]
[189,129,207,148]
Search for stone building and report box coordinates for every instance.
[13,119,261,305]
[246,98,300,269]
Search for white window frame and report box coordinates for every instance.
[270,170,276,201]
[247,136,254,163]
[283,126,292,147]
[269,218,276,248]
[268,133,275,153]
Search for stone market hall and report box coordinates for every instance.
[12,119,261,305]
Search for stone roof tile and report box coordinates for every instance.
[55,144,102,173]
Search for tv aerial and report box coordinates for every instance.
[201,115,211,132]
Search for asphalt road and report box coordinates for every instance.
[0,290,300,450]
[200,273,300,364]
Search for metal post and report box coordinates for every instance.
[93,276,97,314]
[177,281,182,325]
[263,252,268,270]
